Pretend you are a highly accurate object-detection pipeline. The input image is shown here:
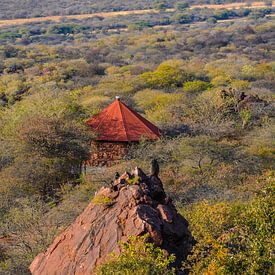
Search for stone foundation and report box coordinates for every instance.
[87,141,130,166]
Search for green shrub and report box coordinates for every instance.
[97,235,175,275]
[183,80,211,93]
[92,195,113,206]
[126,176,139,185]
[0,91,93,198]
[175,2,190,11]
[134,89,183,125]
[140,60,193,89]
[181,176,274,275]
[230,79,250,90]
[239,109,252,129]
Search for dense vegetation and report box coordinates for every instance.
[0,5,273,45]
[1,0,272,19]
[0,1,274,274]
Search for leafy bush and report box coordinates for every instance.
[134,89,183,125]
[182,90,237,137]
[0,197,58,274]
[140,60,193,89]
[0,91,93,198]
[92,195,113,205]
[97,235,175,275]
[243,123,275,161]
[0,179,99,275]
[171,13,194,24]
[183,80,211,93]
[181,176,274,275]
[230,79,250,90]
[175,2,190,11]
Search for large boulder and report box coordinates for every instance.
[30,167,193,275]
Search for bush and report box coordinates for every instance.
[181,176,274,275]
[230,79,250,90]
[0,197,58,274]
[92,195,113,205]
[0,91,93,198]
[133,89,183,125]
[140,60,193,89]
[171,13,194,24]
[211,75,231,87]
[182,90,237,137]
[175,2,190,11]
[97,234,175,275]
[183,80,211,93]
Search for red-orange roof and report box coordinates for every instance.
[86,98,161,142]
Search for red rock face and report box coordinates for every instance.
[30,168,193,275]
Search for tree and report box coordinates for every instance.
[13,116,92,197]
[172,13,194,24]
[178,135,234,175]
[0,91,93,199]
[140,60,193,89]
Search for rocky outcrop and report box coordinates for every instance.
[237,94,268,111]
[220,88,268,111]
[30,167,193,275]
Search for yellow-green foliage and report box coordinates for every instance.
[93,64,144,98]
[182,201,233,241]
[0,73,27,103]
[239,109,252,129]
[183,80,211,93]
[140,60,192,89]
[182,89,237,136]
[211,74,231,87]
[78,87,111,113]
[241,63,274,80]
[97,234,175,275]
[0,91,86,138]
[205,56,252,80]
[134,89,182,124]
[203,57,274,88]
[230,79,250,90]
[126,176,139,185]
[244,124,275,160]
[92,195,113,205]
[181,175,274,275]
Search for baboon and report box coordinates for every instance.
[240,92,246,101]
[220,89,229,99]
[150,159,159,178]
[114,172,120,180]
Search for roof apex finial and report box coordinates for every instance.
[115,96,120,101]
